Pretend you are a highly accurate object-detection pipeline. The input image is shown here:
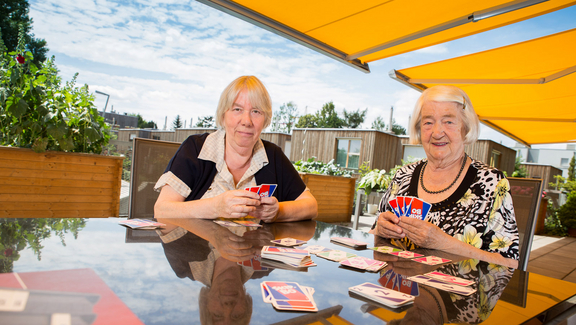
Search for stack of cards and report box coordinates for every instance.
[408,272,476,296]
[388,196,432,220]
[340,256,387,272]
[349,282,415,308]
[261,246,316,268]
[271,238,306,247]
[119,219,165,230]
[261,281,317,312]
[330,237,368,249]
[316,250,357,262]
[213,218,262,227]
[245,184,277,198]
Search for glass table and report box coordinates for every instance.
[1,217,575,325]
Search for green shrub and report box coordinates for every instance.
[293,157,352,177]
[558,191,576,230]
[0,29,110,153]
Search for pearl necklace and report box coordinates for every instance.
[420,153,468,195]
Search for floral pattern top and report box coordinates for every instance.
[377,158,519,260]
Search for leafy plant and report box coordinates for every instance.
[544,200,567,237]
[293,157,352,177]
[357,169,389,195]
[511,156,528,178]
[558,191,576,230]
[0,28,110,153]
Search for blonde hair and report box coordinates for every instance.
[215,76,272,129]
[409,85,479,145]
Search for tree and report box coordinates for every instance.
[512,156,528,178]
[0,0,49,66]
[343,108,367,128]
[195,115,215,128]
[371,116,386,131]
[270,101,299,133]
[130,114,157,129]
[172,115,182,130]
[391,120,406,135]
[315,101,344,128]
[569,155,575,182]
[295,114,318,128]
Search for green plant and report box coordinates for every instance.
[0,28,110,153]
[544,200,567,236]
[557,191,576,230]
[293,157,352,177]
[357,169,390,195]
[511,157,528,178]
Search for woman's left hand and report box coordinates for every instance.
[250,196,280,223]
[398,217,452,250]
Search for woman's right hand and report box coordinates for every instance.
[215,189,262,219]
[372,211,405,239]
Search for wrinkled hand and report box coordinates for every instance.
[216,190,261,219]
[250,196,279,223]
[373,211,405,239]
[211,227,259,262]
[398,217,451,250]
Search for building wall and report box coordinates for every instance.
[521,163,563,190]
[290,128,402,172]
[523,148,576,178]
[175,128,217,142]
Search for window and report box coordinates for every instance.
[152,135,161,140]
[336,139,361,169]
[561,158,569,167]
[129,134,137,140]
[490,150,501,168]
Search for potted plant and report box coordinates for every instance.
[293,157,356,223]
[558,191,576,237]
[0,32,123,218]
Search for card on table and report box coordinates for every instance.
[330,237,368,249]
[408,275,476,296]
[261,281,318,311]
[213,220,242,227]
[379,269,420,296]
[370,246,404,254]
[270,238,307,247]
[349,282,415,308]
[412,256,451,265]
[233,219,262,227]
[316,250,357,262]
[423,271,475,287]
[303,245,329,254]
[389,251,424,259]
[340,256,387,272]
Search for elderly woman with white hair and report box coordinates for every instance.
[372,85,519,268]
[154,75,317,223]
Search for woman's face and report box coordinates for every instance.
[420,101,466,165]
[223,89,266,152]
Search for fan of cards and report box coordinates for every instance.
[261,281,317,312]
[388,196,431,220]
[245,184,277,198]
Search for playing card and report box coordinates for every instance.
[330,237,368,249]
[245,186,261,193]
[406,198,432,220]
[340,256,387,272]
[388,198,401,217]
[370,246,404,254]
[408,275,476,296]
[262,281,318,311]
[271,238,307,247]
[213,220,242,227]
[423,271,475,286]
[233,219,262,227]
[317,250,357,262]
[402,196,415,216]
[396,197,405,215]
[389,251,424,259]
[303,245,329,254]
[349,282,415,307]
[258,184,277,198]
[412,256,451,265]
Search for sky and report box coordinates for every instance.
[28,0,576,149]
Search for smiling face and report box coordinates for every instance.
[420,101,466,166]
[223,89,266,153]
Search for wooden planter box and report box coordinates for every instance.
[299,173,356,223]
[0,146,124,218]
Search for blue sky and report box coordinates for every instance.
[29,1,576,149]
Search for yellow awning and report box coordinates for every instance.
[197,0,575,72]
[390,28,576,146]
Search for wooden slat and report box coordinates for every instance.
[0,168,117,182]
[0,209,113,218]
[0,185,110,196]
[0,147,123,166]
[0,176,115,188]
[0,202,113,211]
[0,194,113,203]
[0,158,118,174]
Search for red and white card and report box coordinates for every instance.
[340,256,387,272]
[412,256,451,265]
[389,251,424,259]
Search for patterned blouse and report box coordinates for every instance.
[377,158,519,260]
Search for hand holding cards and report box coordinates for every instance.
[245,184,277,198]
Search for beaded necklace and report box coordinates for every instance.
[420,153,468,195]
